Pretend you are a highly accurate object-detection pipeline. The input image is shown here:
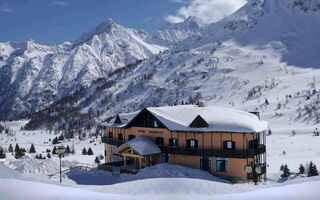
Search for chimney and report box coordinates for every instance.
[198,101,205,107]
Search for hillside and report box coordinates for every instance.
[0,19,165,118]
[24,0,320,131]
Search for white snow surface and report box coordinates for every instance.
[116,136,161,156]
[107,105,268,133]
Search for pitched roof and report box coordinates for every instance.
[102,105,269,133]
[116,136,161,156]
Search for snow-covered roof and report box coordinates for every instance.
[104,105,268,133]
[100,111,140,128]
[116,136,161,156]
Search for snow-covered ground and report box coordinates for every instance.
[1,118,320,199]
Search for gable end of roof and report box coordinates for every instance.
[189,115,209,128]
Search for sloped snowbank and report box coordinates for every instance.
[4,156,75,176]
[66,163,228,185]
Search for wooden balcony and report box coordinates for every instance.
[101,136,266,159]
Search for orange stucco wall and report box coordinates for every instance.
[169,155,200,169]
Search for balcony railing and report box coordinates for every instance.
[101,136,266,159]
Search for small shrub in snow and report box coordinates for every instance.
[280,164,290,178]
[82,147,87,155]
[307,161,319,177]
[52,137,59,144]
[299,163,305,174]
[58,134,64,141]
[47,153,51,159]
[52,146,57,154]
[0,146,6,159]
[29,144,36,153]
[87,147,94,155]
[95,156,100,165]
[14,144,25,159]
[8,144,13,153]
[65,145,71,154]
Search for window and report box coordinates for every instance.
[215,157,228,172]
[118,133,123,141]
[187,139,198,148]
[169,138,178,147]
[154,121,158,128]
[155,137,164,145]
[108,132,113,139]
[128,135,136,141]
[223,141,235,150]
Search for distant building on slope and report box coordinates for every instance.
[101,105,268,182]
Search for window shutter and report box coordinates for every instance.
[232,141,235,150]
[195,140,198,148]
[223,141,227,149]
[187,140,191,148]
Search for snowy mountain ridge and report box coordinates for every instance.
[1,0,320,131]
[0,20,166,118]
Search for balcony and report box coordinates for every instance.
[101,136,266,159]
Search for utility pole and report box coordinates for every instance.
[55,147,65,183]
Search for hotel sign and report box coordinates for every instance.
[138,129,163,134]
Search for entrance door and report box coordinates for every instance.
[200,157,211,172]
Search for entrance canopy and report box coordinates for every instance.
[116,136,161,156]
[115,136,161,169]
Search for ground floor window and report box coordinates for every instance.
[215,157,228,172]
[200,157,211,172]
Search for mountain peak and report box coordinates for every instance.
[72,18,121,47]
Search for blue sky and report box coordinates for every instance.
[0,0,186,44]
[0,0,245,44]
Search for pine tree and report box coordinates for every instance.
[308,161,319,177]
[52,137,59,144]
[299,163,305,174]
[14,144,20,153]
[47,153,51,158]
[265,98,269,105]
[280,164,284,171]
[65,145,71,154]
[87,147,94,155]
[14,144,24,159]
[0,147,6,159]
[281,164,290,178]
[29,144,36,153]
[95,156,100,165]
[58,134,64,141]
[8,144,13,153]
[82,147,87,155]
[52,146,57,154]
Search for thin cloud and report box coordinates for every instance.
[166,0,247,25]
[0,3,13,12]
[144,17,153,25]
[51,1,68,6]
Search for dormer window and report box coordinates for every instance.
[189,115,209,128]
